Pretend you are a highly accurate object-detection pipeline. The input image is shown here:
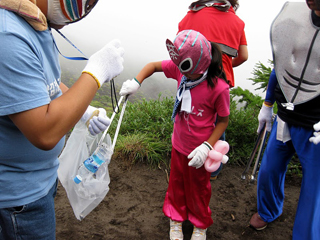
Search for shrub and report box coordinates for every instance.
[108,95,173,168]
[225,98,261,166]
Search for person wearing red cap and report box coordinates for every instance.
[0,0,124,239]
[179,0,248,89]
[120,29,230,240]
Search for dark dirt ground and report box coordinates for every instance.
[55,159,301,240]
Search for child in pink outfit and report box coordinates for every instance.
[119,30,230,240]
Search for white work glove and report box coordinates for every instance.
[188,142,212,169]
[257,103,273,133]
[309,121,320,145]
[82,39,124,88]
[81,106,111,136]
[119,78,141,96]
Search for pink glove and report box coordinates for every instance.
[188,142,212,169]
[81,106,111,136]
[257,103,273,133]
[309,121,320,145]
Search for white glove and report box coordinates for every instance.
[188,142,212,169]
[119,78,141,96]
[81,106,111,136]
[257,103,273,133]
[309,121,320,145]
[82,39,125,88]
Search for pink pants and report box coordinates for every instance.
[163,147,213,229]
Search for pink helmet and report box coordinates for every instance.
[166,30,212,75]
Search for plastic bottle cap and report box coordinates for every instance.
[73,175,82,184]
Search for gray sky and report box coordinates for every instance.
[54,0,304,97]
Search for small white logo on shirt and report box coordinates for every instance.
[197,109,204,117]
[47,78,60,97]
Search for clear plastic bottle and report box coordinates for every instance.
[73,142,112,184]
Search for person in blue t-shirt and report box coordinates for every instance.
[0,0,124,239]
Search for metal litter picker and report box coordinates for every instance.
[241,123,268,183]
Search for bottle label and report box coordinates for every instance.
[94,154,105,166]
[96,143,109,165]
[83,156,99,173]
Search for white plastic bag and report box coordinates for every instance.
[58,120,112,220]
[58,96,128,220]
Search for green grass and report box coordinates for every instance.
[107,95,173,168]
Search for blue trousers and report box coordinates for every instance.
[257,119,320,240]
[0,180,58,240]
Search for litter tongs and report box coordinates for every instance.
[94,95,129,154]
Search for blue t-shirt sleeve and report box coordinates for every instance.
[265,68,277,105]
[0,32,51,115]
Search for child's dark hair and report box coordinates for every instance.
[206,42,228,88]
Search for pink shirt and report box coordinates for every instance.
[162,60,230,156]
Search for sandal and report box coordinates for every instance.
[249,212,268,230]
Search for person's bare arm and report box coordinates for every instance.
[59,82,69,94]
[9,73,98,150]
[9,36,124,150]
[207,116,229,147]
[135,61,163,83]
[119,61,163,97]
[232,45,248,67]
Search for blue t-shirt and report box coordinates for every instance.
[0,9,65,208]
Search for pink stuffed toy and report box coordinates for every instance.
[204,140,230,172]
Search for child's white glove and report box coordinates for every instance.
[119,78,141,96]
[82,39,124,88]
[81,106,111,136]
[309,121,320,145]
[257,103,273,133]
[188,142,212,169]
